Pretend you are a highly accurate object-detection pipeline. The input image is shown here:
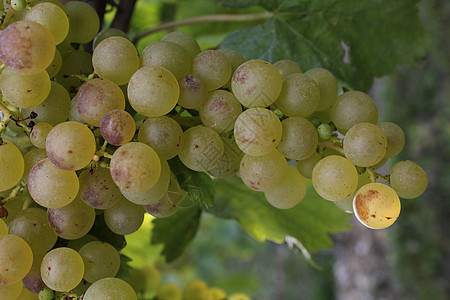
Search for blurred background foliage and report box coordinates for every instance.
[99,0,449,299]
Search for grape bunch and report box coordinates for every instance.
[0,0,428,299]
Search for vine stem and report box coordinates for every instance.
[0,180,25,205]
[133,11,273,43]
[318,138,344,154]
[366,167,390,184]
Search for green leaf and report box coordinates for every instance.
[89,215,126,250]
[151,205,202,262]
[209,178,351,252]
[221,0,430,91]
[168,157,215,208]
[116,254,133,279]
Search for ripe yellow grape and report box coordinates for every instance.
[78,167,122,209]
[192,50,231,91]
[232,59,282,108]
[128,66,179,117]
[30,122,53,149]
[0,20,55,75]
[65,1,100,43]
[264,166,307,209]
[16,287,39,299]
[110,142,161,193]
[27,158,79,208]
[273,59,302,78]
[277,117,318,160]
[304,68,338,111]
[353,183,401,229]
[0,235,33,285]
[0,141,24,192]
[0,279,22,299]
[93,36,140,85]
[93,28,129,49]
[83,277,137,300]
[390,160,428,199]
[79,241,120,283]
[40,247,84,292]
[208,287,227,300]
[229,293,251,300]
[22,250,47,293]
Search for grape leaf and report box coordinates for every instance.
[116,254,133,279]
[209,178,351,252]
[151,205,202,262]
[220,0,430,91]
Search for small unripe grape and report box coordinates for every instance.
[157,283,182,300]
[317,123,332,140]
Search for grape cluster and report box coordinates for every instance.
[0,0,428,298]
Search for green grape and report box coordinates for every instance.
[55,50,93,91]
[353,183,401,229]
[264,166,307,209]
[45,121,96,171]
[93,37,140,85]
[138,116,184,160]
[0,235,33,285]
[330,91,378,132]
[22,250,46,293]
[229,293,251,300]
[208,287,227,300]
[317,123,333,140]
[127,66,179,117]
[273,59,302,78]
[0,20,55,75]
[38,287,54,300]
[161,31,201,61]
[40,247,84,292]
[199,90,242,133]
[68,95,84,123]
[21,81,71,126]
[104,197,144,235]
[27,158,79,208]
[76,78,125,126]
[157,283,182,300]
[30,122,53,149]
[22,148,47,182]
[177,74,208,109]
[47,196,96,240]
[0,141,24,191]
[0,218,7,235]
[93,28,129,49]
[110,142,161,193]
[217,48,245,88]
[23,2,69,44]
[343,123,387,167]
[83,277,137,300]
[277,117,318,160]
[79,241,120,283]
[65,1,100,43]
[208,136,244,178]
[178,125,224,172]
[141,40,191,80]
[144,173,183,218]
[100,110,136,146]
[45,48,62,77]
[16,287,39,299]
[11,0,26,10]
[120,160,170,205]
[184,280,209,300]
[192,50,231,91]
[78,167,123,209]
[0,279,22,299]
[378,122,405,158]
[232,59,282,108]
[274,73,320,117]
[66,234,98,251]
[390,160,428,199]
[29,0,66,11]
[239,149,288,192]
[234,107,282,156]
[8,207,57,252]
[312,155,358,201]
[304,68,338,111]
[334,170,372,213]
[0,68,51,108]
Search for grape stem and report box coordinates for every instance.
[366,167,390,184]
[318,138,344,154]
[0,180,25,205]
[132,11,273,43]
[0,99,32,143]
[0,5,14,30]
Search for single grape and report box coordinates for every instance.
[232,59,282,108]
[68,95,84,123]
[317,123,333,140]
[40,247,84,292]
[177,74,208,109]
[192,50,231,91]
[93,28,129,49]
[45,121,96,171]
[38,287,54,300]
[390,160,428,199]
[273,59,302,78]
[274,73,320,117]
[79,241,120,283]
[304,68,338,111]
[184,280,209,300]
[234,107,282,156]
[65,1,100,43]
[83,277,137,300]
[277,117,318,160]
[353,183,401,229]
[30,122,53,149]
[104,197,145,235]
[100,109,136,146]
[0,279,22,299]
[239,149,288,192]
[27,158,79,208]
[0,218,7,235]
[93,36,140,85]
[124,266,161,295]
[22,148,47,182]
[127,66,179,117]
[178,125,224,172]
[161,31,201,61]
[378,122,405,158]
[0,235,33,285]
[16,287,40,299]
[312,155,358,201]
[157,283,182,300]
[0,20,55,75]
[199,90,242,133]
[0,141,24,192]
[138,116,184,161]
[144,191,180,218]
[110,142,161,193]
[264,166,307,209]
[11,0,26,11]
[47,196,96,240]
[343,123,387,167]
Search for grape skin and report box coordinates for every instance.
[0,235,33,285]
[192,50,231,91]
[273,59,302,79]
[177,75,208,109]
[390,160,428,199]
[65,1,100,44]
[378,122,405,158]
[0,141,24,192]
[199,90,242,133]
[264,166,307,209]
[0,279,22,299]
[157,283,182,300]
[161,31,201,61]
[83,277,137,300]
[304,68,338,111]
[0,219,7,235]
[277,117,318,160]
[100,109,136,146]
[296,152,322,179]
[79,241,120,283]
[104,197,145,235]
[30,122,53,149]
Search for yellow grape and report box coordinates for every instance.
[277,117,318,160]
[22,148,47,182]
[273,59,302,78]
[192,50,231,91]
[65,1,100,43]
[0,280,22,299]
[161,31,201,61]
[0,235,33,285]
[104,197,145,235]
[79,241,120,283]
[46,48,62,77]
[264,166,307,209]
[0,141,24,192]
[100,109,136,146]
[0,218,7,235]
[390,160,428,199]
[83,278,137,300]
[177,74,208,109]
[304,68,338,111]
[30,122,53,149]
